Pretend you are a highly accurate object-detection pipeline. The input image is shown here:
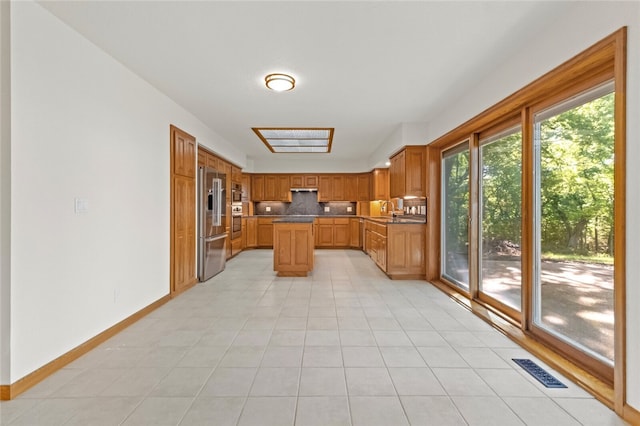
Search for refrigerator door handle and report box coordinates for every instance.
[212,177,223,226]
[204,233,228,242]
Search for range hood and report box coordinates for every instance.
[290,188,318,192]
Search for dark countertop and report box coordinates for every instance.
[363,216,426,225]
[248,214,357,218]
[272,217,315,224]
[245,214,426,224]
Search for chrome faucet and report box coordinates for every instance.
[381,200,396,217]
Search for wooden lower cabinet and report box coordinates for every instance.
[315,217,352,248]
[244,217,257,248]
[363,220,425,279]
[231,237,242,257]
[257,217,274,247]
[273,221,315,277]
[316,218,334,247]
[333,218,350,246]
[363,220,387,272]
[241,218,247,248]
[386,224,425,279]
[349,218,362,248]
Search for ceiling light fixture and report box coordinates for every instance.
[265,73,295,92]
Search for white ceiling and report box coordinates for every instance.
[38,1,568,169]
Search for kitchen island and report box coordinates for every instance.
[273,217,315,277]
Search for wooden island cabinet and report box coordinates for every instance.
[273,218,315,277]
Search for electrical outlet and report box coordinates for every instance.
[324,206,330,212]
[266,206,271,212]
[347,206,353,212]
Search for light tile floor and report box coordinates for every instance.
[0,250,629,425]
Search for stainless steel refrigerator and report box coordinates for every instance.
[198,166,227,281]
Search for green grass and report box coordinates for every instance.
[541,252,614,265]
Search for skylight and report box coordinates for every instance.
[252,128,333,153]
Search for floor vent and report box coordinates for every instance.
[512,358,567,388]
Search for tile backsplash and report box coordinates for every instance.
[254,191,356,216]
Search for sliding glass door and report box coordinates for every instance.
[441,143,470,291]
[479,127,522,314]
[532,82,615,373]
[432,31,624,392]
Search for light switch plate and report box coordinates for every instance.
[74,198,89,214]
[266,206,271,212]
[347,207,353,212]
[324,206,330,212]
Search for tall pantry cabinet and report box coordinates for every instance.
[170,125,197,295]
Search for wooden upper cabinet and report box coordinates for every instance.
[204,153,220,171]
[251,175,265,201]
[344,175,357,201]
[241,174,251,202]
[197,148,206,168]
[291,175,318,188]
[405,147,425,196]
[389,150,404,198]
[389,146,425,198]
[290,175,304,188]
[172,127,196,178]
[231,166,242,184]
[372,168,389,201]
[304,175,319,188]
[318,175,332,202]
[278,175,292,202]
[322,174,370,201]
[331,176,345,201]
[357,173,371,201]
[264,175,278,201]
[251,174,291,202]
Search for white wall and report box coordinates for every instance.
[5,2,243,383]
[0,0,12,385]
[423,1,640,410]
[367,124,403,170]
[365,122,429,170]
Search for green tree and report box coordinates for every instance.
[538,92,614,256]
[481,131,522,247]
